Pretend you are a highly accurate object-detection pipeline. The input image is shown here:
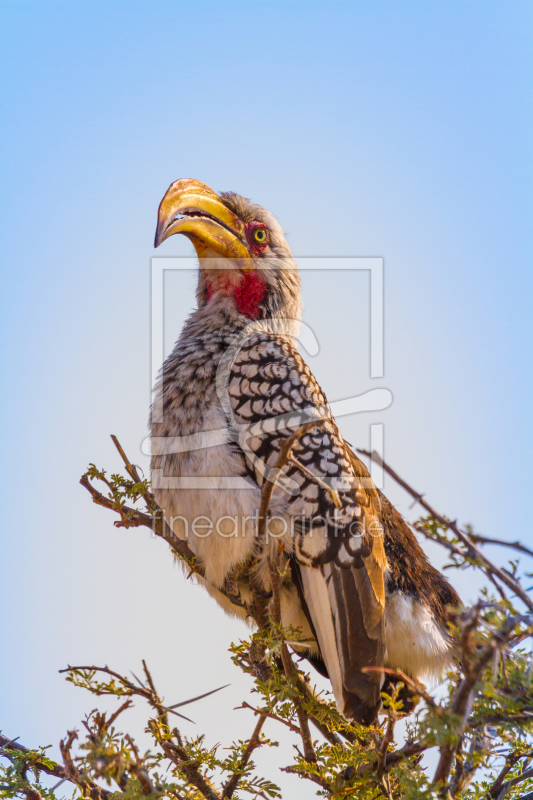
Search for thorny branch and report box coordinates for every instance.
[494,766,533,798]
[0,736,66,781]
[357,448,533,611]
[357,448,533,796]
[236,702,300,735]
[6,430,530,799]
[61,663,232,800]
[59,730,111,800]
[377,718,396,800]
[77,428,335,797]
[157,737,221,800]
[80,435,204,577]
[221,712,267,799]
[58,661,227,724]
[362,666,438,710]
[487,751,526,798]
[268,543,318,766]
[433,609,516,792]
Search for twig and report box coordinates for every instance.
[362,666,438,710]
[495,767,533,798]
[376,714,396,782]
[288,453,342,508]
[142,658,170,727]
[80,470,202,575]
[469,711,533,729]
[124,734,155,795]
[222,712,267,798]
[485,570,512,604]
[159,736,221,800]
[290,674,352,746]
[110,434,157,511]
[450,727,493,798]
[356,739,427,776]
[268,543,318,765]
[0,735,66,781]
[468,534,533,560]
[410,520,466,559]
[80,472,150,527]
[281,763,334,794]
[60,730,111,799]
[59,663,227,724]
[106,699,134,728]
[236,702,300,734]
[357,449,533,611]
[432,613,518,793]
[257,420,326,544]
[487,753,522,798]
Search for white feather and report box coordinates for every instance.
[385,592,453,680]
[299,565,346,714]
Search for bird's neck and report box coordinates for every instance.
[205,271,267,320]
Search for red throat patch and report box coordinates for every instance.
[206,272,267,319]
[234,272,267,319]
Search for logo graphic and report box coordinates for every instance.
[146,257,390,492]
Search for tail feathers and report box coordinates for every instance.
[298,563,384,724]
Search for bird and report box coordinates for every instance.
[150,178,460,725]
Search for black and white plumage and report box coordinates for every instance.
[151,179,460,724]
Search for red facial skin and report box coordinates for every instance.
[205,271,267,319]
[204,221,269,319]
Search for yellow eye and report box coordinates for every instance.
[253,228,267,244]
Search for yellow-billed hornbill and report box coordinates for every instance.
[151,179,460,724]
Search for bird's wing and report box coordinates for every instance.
[227,331,386,722]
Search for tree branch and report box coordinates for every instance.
[269,543,318,766]
[59,730,111,799]
[496,767,533,798]
[432,611,518,793]
[363,666,438,710]
[236,702,300,735]
[357,449,533,611]
[222,712,267,798]
[159,738,222,800]
[0,735,66,781]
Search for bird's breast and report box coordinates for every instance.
[152,398,262,589]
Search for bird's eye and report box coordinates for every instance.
[246,222,269,250]
[253,228,267,244]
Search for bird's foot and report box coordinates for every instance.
[381,675,422,716]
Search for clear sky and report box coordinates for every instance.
[1,1,532,797]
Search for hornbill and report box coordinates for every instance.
[151,179,460,724]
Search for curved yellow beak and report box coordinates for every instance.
[154,179,252,269]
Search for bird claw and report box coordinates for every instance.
[227,593,245,608]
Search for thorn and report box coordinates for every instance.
[0,737,20,752]
[130,671,146,689]
[408,493,425,509]
[167,684,230,709]
[160,705,195,724]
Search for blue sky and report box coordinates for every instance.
[1,1,532,796]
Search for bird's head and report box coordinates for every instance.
[154,179,301,324]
